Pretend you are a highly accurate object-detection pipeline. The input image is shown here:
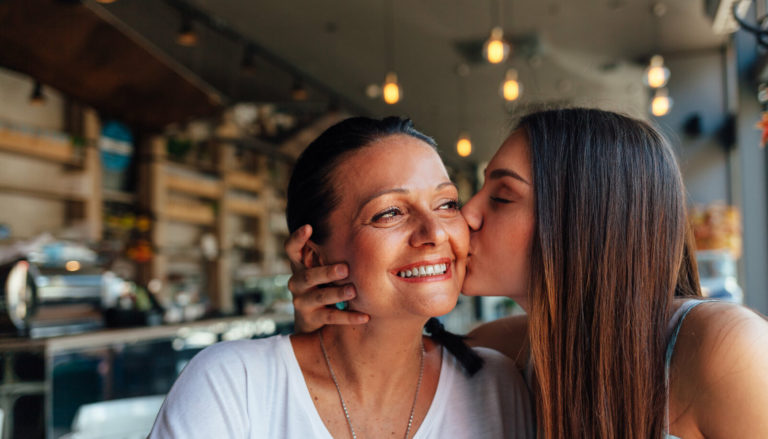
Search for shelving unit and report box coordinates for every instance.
[141,136,288,314]
[0,109,102,241]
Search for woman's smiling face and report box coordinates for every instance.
[460,130,535,310]
[315,134,469,320]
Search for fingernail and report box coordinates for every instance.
[344,286,355,299]
[353,315,369,324]
[335,265,348,277]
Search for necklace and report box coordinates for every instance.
[318,331,425,439]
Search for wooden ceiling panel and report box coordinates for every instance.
[0,0,222,129]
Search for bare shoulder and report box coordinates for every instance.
[467,314,529,370]
[672,301,768,438]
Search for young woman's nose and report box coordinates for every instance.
[409,211,448,247]
[461,194,483,231]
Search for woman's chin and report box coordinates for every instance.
[424,295,461,317]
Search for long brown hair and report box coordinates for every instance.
[521,108,701,438]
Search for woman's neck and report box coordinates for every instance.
[318,317,429,400]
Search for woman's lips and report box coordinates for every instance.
[391,258,452,283]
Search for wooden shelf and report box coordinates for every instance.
[0,127,79,164]
[225,171,263,193]
[165,170,222,199]
[225,195,265,218]
[0,182,89,202]
[164,201,215,225]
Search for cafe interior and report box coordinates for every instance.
[0,0,766,437]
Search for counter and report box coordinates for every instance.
[0,313,294,439]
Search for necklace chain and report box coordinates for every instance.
[318,331,425,439]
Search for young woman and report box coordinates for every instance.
[149,117,533,438]
[286,108,768,438]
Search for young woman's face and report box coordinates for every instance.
[460,130,535,310]
[318,135,469,320]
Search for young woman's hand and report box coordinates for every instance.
[284,225,370,333]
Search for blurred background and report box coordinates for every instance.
[0,0,765,437]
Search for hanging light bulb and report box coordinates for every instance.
[456,132,472,157]
[382,72,401,105]
[651,88,672,116]
[644,55,670,89]
[29,80,45,106]
[483,27,510,64]
[291,79,308,101]
[176,19,198,47]
[501,69,521,101]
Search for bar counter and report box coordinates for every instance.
[0,313,294,439]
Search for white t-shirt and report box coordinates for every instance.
[149,335,534,438]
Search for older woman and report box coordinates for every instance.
[148,117,533,438]
[287,108,768,438]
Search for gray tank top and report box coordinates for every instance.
[664,299,717,439]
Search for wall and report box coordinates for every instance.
[655,51,731,205]
[653,45,768,314]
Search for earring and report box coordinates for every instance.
[335,301,348,311]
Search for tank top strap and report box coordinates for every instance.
[664,298,718,437]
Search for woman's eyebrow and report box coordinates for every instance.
[355,188,408,217]
[355,182,456,217]
[487,168,530,185]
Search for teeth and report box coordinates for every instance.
[397,263,448,278]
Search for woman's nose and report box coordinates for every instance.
[461,194,483,231]
[409,212,448,247]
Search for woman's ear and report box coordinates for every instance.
[300,241,326,268]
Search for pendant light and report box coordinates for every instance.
[644,55,669,88]
[456,132,472,157]
[291,79,308,101]
[651,88,672,116]
[456,65,472,157]
[484,27,510,64]
[501,68,521,101]
[382,72,401,105]
[177,18,198,47]
[382,0,401,104]
[29,80,45,106]
[483,0,510,64]
[646,2,672,117]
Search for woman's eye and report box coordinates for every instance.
[490,196,512,204]
[371,207,402,222]
[439,199,460,211]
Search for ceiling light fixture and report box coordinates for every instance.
[484,27,510,64]
[651,88,672,116]
[176,18,198,47]
[456,64,472,157]
[456,132,473,157]
[382,72,401,105]
[382,0,401,104]
[501,68,521,101]
[29,80,45,105]
[291,79,308,101]
[644,55,669,88]
[483,0,511,64]
[645,1,672,117]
